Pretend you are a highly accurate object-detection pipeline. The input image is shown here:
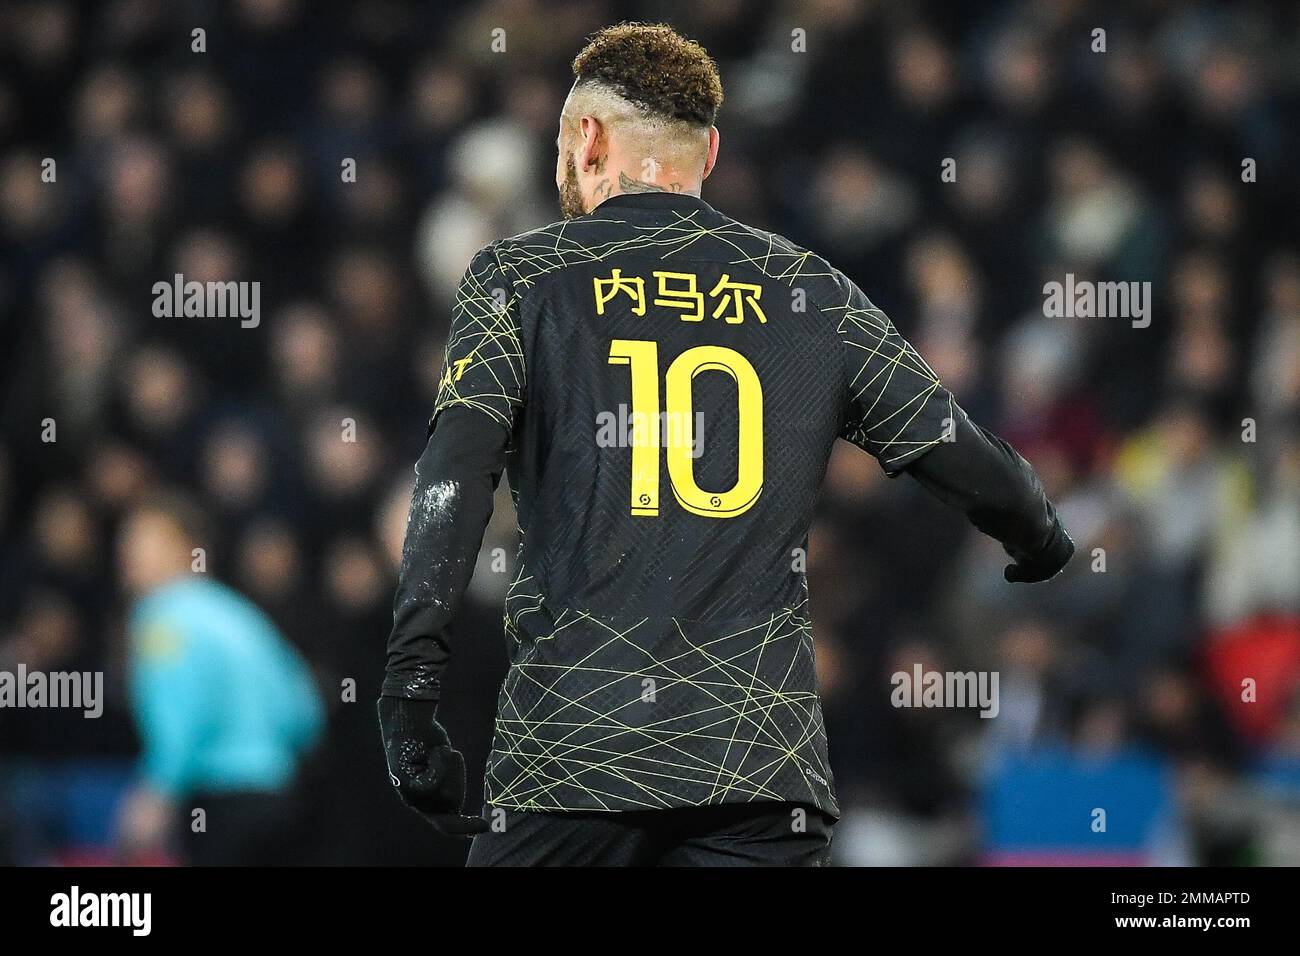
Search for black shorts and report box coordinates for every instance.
[466,802,834,867]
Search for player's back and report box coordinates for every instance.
[434,192,953,813]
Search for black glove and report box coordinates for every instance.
[377,696,489,836]
[1004,517,1075,583]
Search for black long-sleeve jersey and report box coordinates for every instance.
[387,191,1062,817]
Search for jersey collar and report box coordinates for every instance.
[594,192,716,215]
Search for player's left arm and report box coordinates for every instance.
[382,408,509,700]
[378,243,522,836]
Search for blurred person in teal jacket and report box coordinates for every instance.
[114,494,323,865]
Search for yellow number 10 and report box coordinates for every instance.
[608,339,763,519]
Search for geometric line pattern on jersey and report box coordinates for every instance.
[432,197,952,817]
[485,591,836,814]
[431,244,526,432]
[833,295,953,472]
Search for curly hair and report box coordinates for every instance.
[572,23,723,127]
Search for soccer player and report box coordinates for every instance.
[378,23,1074,866]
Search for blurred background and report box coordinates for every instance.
[1,0,1299,866]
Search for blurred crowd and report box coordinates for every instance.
[2,0,1299,865]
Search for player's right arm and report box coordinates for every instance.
[831,273,1073,583]
[903,407,1074,583]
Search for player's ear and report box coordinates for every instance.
[701,126,720,181]
[578,115,604,173]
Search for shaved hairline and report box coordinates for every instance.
[561,80,710,162]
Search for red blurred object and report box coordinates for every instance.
[54,849,179,866]
[1201,614,1300,745]
[1003,392,1112,477]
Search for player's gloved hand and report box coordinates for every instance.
[377,696,489,837]
[1004,517,1075,583]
